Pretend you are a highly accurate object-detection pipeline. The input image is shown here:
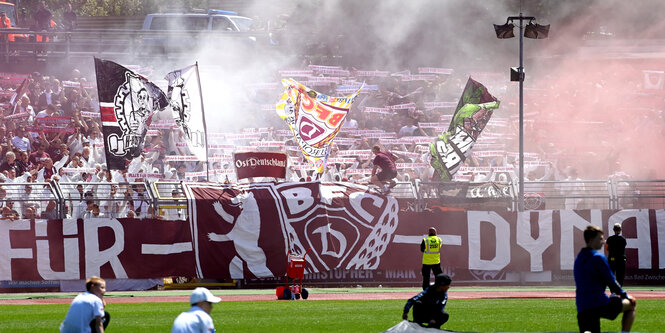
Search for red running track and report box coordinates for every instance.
[2,289,664,305]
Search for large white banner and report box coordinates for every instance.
[166,64,207,161]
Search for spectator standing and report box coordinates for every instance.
[101,185,121,218]
[0,151,24,174]
[19,183,41,217]
[37,82,55,109]
[41,200,58,219]
[33,1,53,31]
[18,8,28,28]
[62,89,80,117]
[398,118,427,138]
[29,143,50,167]
[0,11,10,28]
[0,127,8,147]
[402,273,451,329]
[51,77,62,95]
[342,116,358,129]
[74,191,94,219]
[171,287,221,333]
[605,223,628,286]
[11,127,32,153]
[574,225,636,333]
[80,145,95,168]
[1,199,19,220]
[62,3,77,31]
[36,103,58,118]
[16,96,36,122]
[15,151,31,174]
[36,157,63,182]
[563,167,585,210]
[47,140,68,163]
[132,187,150,218]
[421,227,443,290]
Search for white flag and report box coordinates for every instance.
[165,64,207,161]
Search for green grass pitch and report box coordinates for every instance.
[0,298,662,332]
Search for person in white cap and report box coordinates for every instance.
[171,287,221,333]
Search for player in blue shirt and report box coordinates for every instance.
[574,225,636,333]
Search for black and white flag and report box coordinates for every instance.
[94,58,168,170]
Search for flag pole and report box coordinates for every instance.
[194,62,210,182]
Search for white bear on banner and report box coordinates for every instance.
[208,191,273,279]
[186,182,399,279]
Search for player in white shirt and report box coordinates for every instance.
[60,276,110,333]
[172,287,221,333]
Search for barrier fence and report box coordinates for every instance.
[1,179,665,221]
[3,181,664,286]
[0,28,272,64]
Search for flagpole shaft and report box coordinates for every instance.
[518,13,525,212]
[194,62,210,182]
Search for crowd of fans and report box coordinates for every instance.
[2,46,660,219]
[233,65,593,187]
[0,68,185,220]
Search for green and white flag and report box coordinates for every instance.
[430,78,500,181]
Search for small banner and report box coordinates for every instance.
[233,151,287,180]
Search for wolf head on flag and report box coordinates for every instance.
[430,78,500,181]
[165,64,207,162]
[94,58,168,170]
[276,78,362,174]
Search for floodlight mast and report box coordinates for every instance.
[495,13,546,211]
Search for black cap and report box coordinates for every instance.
[435,273,452,287]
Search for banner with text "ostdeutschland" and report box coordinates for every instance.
[233,152,287,179]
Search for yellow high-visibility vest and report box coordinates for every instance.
[422,235,442,265]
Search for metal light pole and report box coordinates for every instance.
[494,13,549,211]
[517,14,526,212]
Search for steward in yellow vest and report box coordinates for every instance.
[420,227,443,290]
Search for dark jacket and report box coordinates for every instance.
[606,234,627,260]
[404,285,448,314]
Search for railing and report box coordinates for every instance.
[416,180,513,211]
[0,182,59,219]
[1,179,664,220]
[414,179,665,211]
[611,179,665,209]
[0,28,273,64]
[520,180,613,211]
[151,181,187,220]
